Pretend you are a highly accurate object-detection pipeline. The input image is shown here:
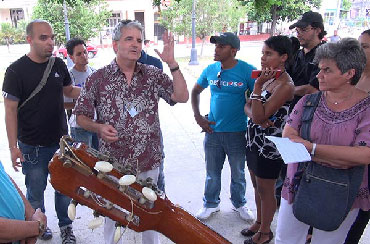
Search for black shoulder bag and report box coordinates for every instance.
[292,91,364,231]
[18,57,55,110]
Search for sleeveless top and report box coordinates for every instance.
[246,90,291,160]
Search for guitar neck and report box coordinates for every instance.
[155,204,231,244]
[50,140,231,244]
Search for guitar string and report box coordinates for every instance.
[62,137,93,173]
[63,136,163,236]
[120,199,134,237]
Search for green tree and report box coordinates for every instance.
[0,21,27,48]
[13,21,27,44]
[342,0,351,11]
[32,0,111,45]
[340,0,352,19]
[160,0,246,55]
[0,23,15,49]
[240,0,322,35]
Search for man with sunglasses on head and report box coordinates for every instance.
[191,32,256,221]
[74,20,188,244]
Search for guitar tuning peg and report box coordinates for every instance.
[126,214,134,222]
[83,190,91,198]
[119,175,136,186]
[114,224,122,243]
[105,201,113,210]
[139,197,146,205]
[93,210,101,218]
[67,201,77,220]
[94,161,113,173]
[63,159,73,168]
[88,216,104,230]
[142,187,157,202]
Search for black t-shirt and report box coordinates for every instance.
[2,55,72,146]
[287,44,321,111]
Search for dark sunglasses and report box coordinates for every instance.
[216,70,223,89]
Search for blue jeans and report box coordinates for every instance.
[157,130,165,192]
[70,127,99,150]
[203,132,247,208]
[19,141,72,227]
[157,160,165,192]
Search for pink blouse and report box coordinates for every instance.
[282,94,370,210]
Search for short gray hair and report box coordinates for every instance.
[112,20,143,41]
[314,38,366,85]
[26,19,51,37]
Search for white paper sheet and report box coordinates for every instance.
[266,136,311,164]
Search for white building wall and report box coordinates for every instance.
[0,0,157,41]
[106,0,156,41]
[0,9,10,23]
[0,0,37,23]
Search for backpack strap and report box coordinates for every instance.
[18,57,55,111]
[300,91,322,141]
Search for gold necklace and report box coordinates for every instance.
[325,91,353,105]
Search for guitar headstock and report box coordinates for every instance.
[49,136,171,232]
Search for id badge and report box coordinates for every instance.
[127,106,138,117]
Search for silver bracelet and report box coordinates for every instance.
[311,143,317,156]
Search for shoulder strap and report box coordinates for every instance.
[18,57,56,111]
[300,91,322,141]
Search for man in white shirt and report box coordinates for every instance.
[64,38,98,149]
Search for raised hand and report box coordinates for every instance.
[256,67,278,85]
[154,31,177,67]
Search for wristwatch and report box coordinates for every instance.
[38,220,46,236]
[170,66,180,73]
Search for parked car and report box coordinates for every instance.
[53,44,98,59]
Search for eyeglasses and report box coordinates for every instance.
[216,70,222,89]
[295,27,315,35]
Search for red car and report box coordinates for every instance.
[53,44,98,59]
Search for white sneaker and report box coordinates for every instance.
[233,205,255,221]
[195,206,220,220]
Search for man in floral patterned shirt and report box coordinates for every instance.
[74,20,188,244]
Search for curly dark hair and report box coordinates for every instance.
[66,38,86,56]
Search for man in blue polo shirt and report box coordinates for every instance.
[191,32,256,221]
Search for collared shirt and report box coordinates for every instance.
[74,59,174,173]
[138,50,163,70]
[287,44,321,111]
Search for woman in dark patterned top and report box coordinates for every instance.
[242,36,294,244]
